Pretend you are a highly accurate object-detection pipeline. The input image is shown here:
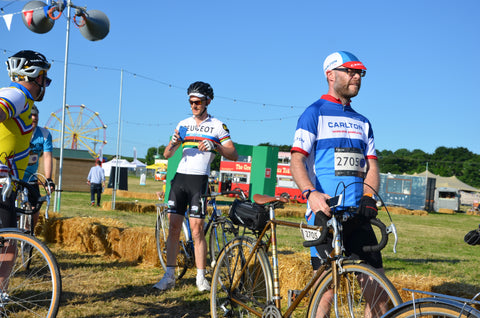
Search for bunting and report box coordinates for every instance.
[2,14,13,31]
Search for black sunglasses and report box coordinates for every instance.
[189,99,205,106]
[334,68,366,78]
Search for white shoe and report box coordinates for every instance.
[153,274,175,291]
[196,276,210,292]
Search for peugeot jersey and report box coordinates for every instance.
[0,83,34,179]
[23,126,53,182]
[176,115,232,176]
[291,95,377,214]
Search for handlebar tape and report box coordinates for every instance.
[302,216,388,252]
[362,218,388,252]
[303,212,329,247]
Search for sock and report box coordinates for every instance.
[166,266,175,278]
[197,268,206,280]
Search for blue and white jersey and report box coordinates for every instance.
[291,94,377,215]
[23,126,53,182]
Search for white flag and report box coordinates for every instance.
[2,14,13,31]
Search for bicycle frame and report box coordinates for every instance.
[229,204,327,316]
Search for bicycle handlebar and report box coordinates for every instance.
[302,214,389,253]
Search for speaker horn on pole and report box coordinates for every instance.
[78,9,110,41]
[22,0,55,34]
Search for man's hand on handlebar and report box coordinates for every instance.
[308,191,332,217]
[357,195,378,219]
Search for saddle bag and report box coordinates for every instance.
[229,199,269,231]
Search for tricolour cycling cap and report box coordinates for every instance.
[323,51,366,77]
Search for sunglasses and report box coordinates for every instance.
[189,99,205,106]
[44,77,52,87]
[334,68,366,78]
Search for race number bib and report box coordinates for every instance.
[334,147,367,178]
[28,153,39,166]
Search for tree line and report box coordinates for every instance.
[145,145,480,188]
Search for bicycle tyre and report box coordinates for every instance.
[210,236,273,318]
[208,217,238,268]
[383,298,480,318]
[155,206,189,280]
[307,262,402,318]
[0,230,62,318]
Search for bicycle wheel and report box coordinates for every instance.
[208,217,238,268]
[383,298,480,318]
[210,236,273,318]
[155,206,189,280]
[307,262,402,318]
[0,230,62,318]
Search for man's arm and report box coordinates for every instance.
[164,129,181,159]
[43,151,53,179]
[290,151,332,216]
[363,158,380,194]
[216,141,238,161]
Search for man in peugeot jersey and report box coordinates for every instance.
[290,51,385,316]
[0,50,51,289]
[154,81,238,292]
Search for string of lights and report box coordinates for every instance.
[0,47,304,121]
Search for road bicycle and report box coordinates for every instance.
[210,192,402,317]
[0,174,62,318]
[155,189,246,279]
[381,289,480,318]
[16,172,52,270]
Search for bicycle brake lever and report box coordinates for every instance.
[0,177,12,202]
[386,223,398,253]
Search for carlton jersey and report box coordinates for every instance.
[291,94,377,215]
[175,115,232,176]
[0,83,34,179]
[23,126,53,182]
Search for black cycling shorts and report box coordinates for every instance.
[167,173,208,219]
[311,213,383,270]
[0,190,17,228]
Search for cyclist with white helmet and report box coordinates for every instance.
[0,50,51,288]
[153,81,238,292]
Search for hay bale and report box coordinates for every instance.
[278,250,312,304]
[102,201,156,213]
[386,207,428,216]
[438,208,455,214]
[103,188,157,200]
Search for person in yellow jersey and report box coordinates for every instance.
[0,50,51,290]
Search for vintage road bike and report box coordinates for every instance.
[210,192,402,317]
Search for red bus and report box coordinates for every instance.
[218,152,306,203]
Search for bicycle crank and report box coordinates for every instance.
[262,304,282,318]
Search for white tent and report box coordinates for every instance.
[102,158,136,177]
[130,158,147,168]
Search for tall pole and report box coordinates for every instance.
[54,0,72,212]
[112,68,124,209]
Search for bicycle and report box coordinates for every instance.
[381,289,480,318]
[155,189,246,280]
[16,172,52,270]
[210,192,402,317]
[0,174,62,317]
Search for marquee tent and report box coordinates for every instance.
[102,158,136,177]
[130,159,147,168]
[413,170,480,192]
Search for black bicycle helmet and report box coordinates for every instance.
[31,104,39,115]
[6,50,51,81]
[464,228,480,245]
[187,81,214,100]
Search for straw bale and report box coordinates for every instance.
[101,201,156,213]
[278,250,312,305]
[438,208,455,214]
[107,226,159,265]
[103,188,157,200]
[466,210,480,216]
[386,207,428,216]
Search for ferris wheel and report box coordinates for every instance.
[45,104,107,158]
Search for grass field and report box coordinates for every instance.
[43,176,480,317]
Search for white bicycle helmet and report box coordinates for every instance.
[6,50,51,82]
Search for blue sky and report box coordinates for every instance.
[1,0,479,160]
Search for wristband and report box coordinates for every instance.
[302,189,317,200]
